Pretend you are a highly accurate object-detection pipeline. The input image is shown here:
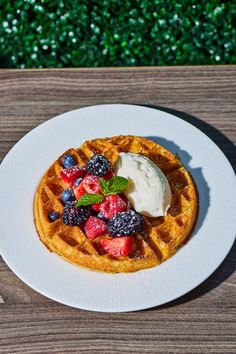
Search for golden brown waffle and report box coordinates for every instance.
[34,136,198,273]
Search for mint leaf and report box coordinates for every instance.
[99,178,109,195]
[107,178,114,189]
[76,193,104,206]
[107,176,128,195]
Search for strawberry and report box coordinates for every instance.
[100,236,133,257]
[91,201,103,211]
[82,175,101,194]
[60,165,86,188]
[103,170,115,181]
[85,216,107,239]
[74,182,86,200]
[99,194,127,218]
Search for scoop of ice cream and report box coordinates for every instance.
[115,152,171,217]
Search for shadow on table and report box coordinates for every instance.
[142,104,236,173]
[140,104,236,311]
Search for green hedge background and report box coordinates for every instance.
[0,0,235,68]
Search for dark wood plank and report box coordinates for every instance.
[0,67,235,354]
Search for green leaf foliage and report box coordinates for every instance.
[107,176,128,195]
[0,1,235,68]
[99,178,109,195]
[76,193,104,207]
[99,176,128,196]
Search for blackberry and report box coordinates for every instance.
[86,154,110,177]
[61,189,75,203]
[62,201,92,226]
[62,154,76,168]
[107,210,144,237]
[49,211,59,221]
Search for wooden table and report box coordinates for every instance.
[0,66,235,353]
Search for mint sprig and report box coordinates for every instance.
[103,176,128,195]
[76,193,104,206]
[99,177,109,195]
[76,175,129,207]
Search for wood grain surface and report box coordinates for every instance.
[0,66,235,354]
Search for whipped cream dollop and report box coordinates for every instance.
[115,152,171,217]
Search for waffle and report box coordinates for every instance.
[34,136,198,273]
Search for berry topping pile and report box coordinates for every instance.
[51,153,145,257]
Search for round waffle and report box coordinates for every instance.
[34,136,198,273]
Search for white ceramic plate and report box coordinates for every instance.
[0,104,235,312]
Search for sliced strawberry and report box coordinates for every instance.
[60,165,86,188]
[83,175,101,194]
[103,170,115,181]
[100,236,133,257]
[99,194,127,218]
[74,182,86,200]
[85,216,107,239]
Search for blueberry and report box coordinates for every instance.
[49,211,59,221]
[73,177,83,187]
[96,212,108,221]
[86,154,110,177]
[61,189,75,203]
[62,154,76,168]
